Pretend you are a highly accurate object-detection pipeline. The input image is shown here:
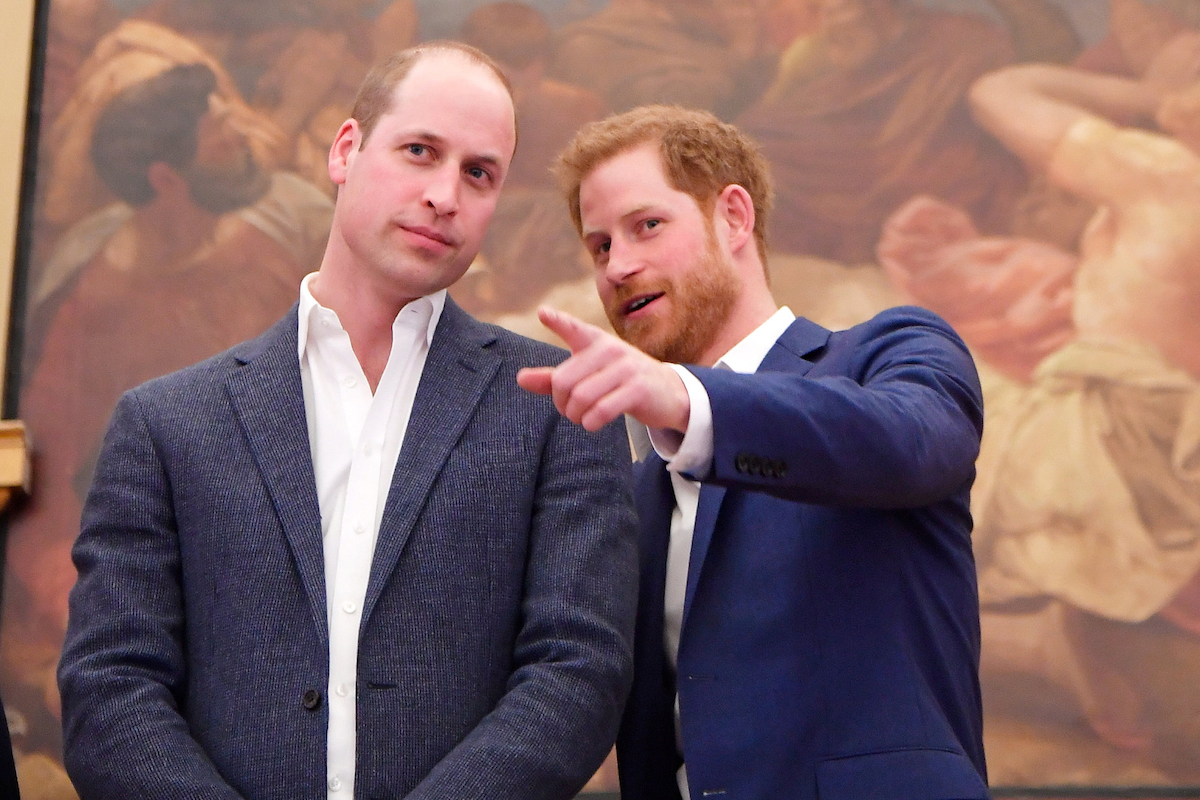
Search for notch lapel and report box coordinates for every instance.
[225,309,328,644]
[361,301,502,625]
[681,317,830,629]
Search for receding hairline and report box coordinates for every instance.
[352,42,516,147]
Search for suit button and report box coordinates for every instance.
[775,459,787,478]
[302,689,322,710]
[735,453,750,473]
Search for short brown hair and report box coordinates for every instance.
[460,3,552,70]
[351,40,515,145]
[554,105,774,263]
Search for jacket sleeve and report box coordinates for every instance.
[57,389,245,800]
[405,412,639,800]
[695,308,984,509]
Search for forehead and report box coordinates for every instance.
[579,143,696,230]
[378,53,516,157]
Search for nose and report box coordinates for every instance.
[602,239,642,286]
[424,164,460,217]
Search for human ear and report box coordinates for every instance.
[716,184,756,254]
[328,118,361,186]
[146,162,188,202]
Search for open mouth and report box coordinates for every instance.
[624,293,664,316]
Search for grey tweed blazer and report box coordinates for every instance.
[58,299,638,800]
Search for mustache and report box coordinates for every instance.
[608,279,669,311]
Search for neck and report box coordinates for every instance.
[696,283,779,367]
[311,239,419,392]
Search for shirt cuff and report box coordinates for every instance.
[649,365,714,478]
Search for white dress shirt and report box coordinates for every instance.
[647,306,796,800]
[297,273,445,799]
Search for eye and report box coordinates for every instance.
[598,240,611,254]
[406,143,429,157]
[645,219,660,229]
[466,165,491,182]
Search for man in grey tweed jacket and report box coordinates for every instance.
[57,42,637,799]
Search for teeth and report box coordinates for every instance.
[628,296,656,313]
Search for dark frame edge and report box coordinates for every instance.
[5,0,51,422]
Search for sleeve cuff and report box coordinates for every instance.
[648,365,714,478]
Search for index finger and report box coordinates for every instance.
[538,306,606,353]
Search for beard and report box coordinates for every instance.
[182,149,271,215]
[605,226,741,365]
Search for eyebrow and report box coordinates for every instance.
[582,204,656,239]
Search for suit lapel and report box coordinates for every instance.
[681,317,830,628]
[225,308,328,644]
[362,300,501,624]
[635,454,674,667]
[682,483,726,632]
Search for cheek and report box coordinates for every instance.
[594,271,615,304]
[462,198,500,241]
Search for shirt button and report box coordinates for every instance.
[329,776,342,791]
[343,376,357,388]
[335,683,349,697]
[354,521,366,534]
[343,601,357,614]
[363,443,374,456]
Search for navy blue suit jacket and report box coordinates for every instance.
[617,306,988,800]
[58,299,638,800]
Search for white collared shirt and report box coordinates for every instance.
[297,272,445,799]
[648,306,796,800]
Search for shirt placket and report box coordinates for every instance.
[326,343,377,798]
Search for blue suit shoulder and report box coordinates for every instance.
[827,304,972,358]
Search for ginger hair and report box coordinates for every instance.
[554,105,774,263]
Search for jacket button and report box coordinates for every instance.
[302,689,322,710]
[734,453,749,473]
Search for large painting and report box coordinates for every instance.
[6,0,1200,796]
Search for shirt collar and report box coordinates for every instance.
[716,306,796,374]
[297,271,446,358]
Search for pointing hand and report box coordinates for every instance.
[516,307,690,433]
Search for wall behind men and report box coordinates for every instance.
[7,0,1200,797]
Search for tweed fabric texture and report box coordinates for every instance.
[59,299,638,800]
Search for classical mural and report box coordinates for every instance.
[7,0,1200,796]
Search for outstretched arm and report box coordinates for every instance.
[694,308,984,509]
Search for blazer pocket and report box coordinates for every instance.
[816,748,989,800]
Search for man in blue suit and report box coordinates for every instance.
[57,42,637,799]
[519,105,989,798]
